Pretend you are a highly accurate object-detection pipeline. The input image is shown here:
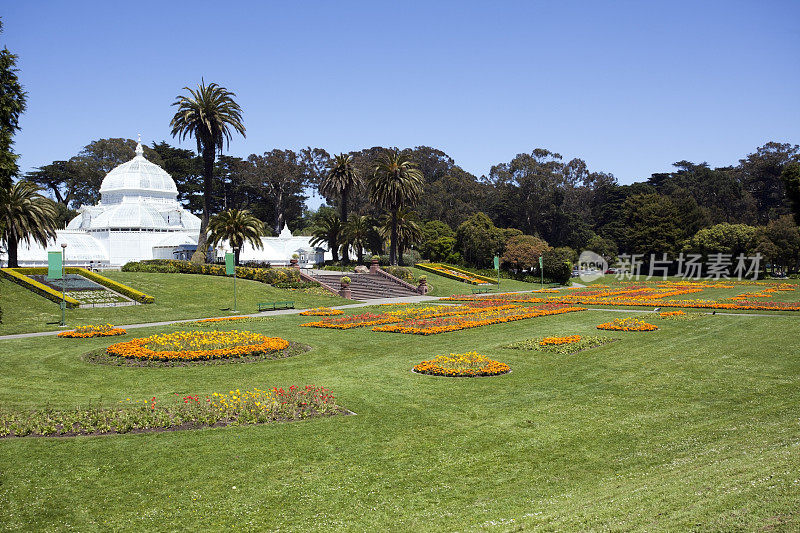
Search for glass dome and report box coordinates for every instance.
[98,142,178,202]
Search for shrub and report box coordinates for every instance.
[340,276,351,285]
[122,259,298,285]
[382,266,413,281]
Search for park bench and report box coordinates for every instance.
[258,300,294,312]
[472,287,494,294]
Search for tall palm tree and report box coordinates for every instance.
[0,181,57,268]
[380,208,422,265]
[309,210,342,263]
[367,149,424,265]
[207,209,265,265]
[170,80,245,263]
[341,214,374,264]
[320,153,360,262]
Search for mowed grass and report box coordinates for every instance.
[0,307,799,530]
[0,271,351,335]
[409,266,546,296]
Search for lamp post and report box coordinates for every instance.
[60,243,67,327]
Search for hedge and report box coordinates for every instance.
[122,259,300,285]
[0,268,81,308]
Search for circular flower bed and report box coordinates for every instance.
[58,324,127,338]
[299,307,343,316]
[413,351,510,377]
[539,334,581,346]
[596,317,658,331]
[106,330,289,361]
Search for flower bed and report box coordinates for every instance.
[106,330,289,361]
[299,307,343,316]
[0,385,341,438]
[413,352,510,377]
[415,263,498,285]
[194,316,250,323]
[300,304,518,329]
[58,323,127,338]
[539,334,581,346]
[596,317,658,331]
[374,305,586,335]
[503,335,615,354]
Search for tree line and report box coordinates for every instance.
[22,134,800,274]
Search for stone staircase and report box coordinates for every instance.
[305,271,420,300]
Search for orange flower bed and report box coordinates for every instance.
[195,316,250,323]
[299,307,343,316]
[300,304,518,329]
[374,306,586,335]
[539,334,581,346]
[413,352,510,377]
[106,330,289,361]
[658,310,685,318]
[58,323,127,338]
[596,317,658,332]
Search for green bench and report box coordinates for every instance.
[472,287,494,294]
[258,300,294,312]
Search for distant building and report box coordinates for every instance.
[2,138,329,268]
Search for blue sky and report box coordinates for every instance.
[4,0,799,206]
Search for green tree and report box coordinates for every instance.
[340,214,374,264]
[309,210,342,263]
[368,149,424,265]
[0,181,57,268]
[455,212,504,268]
[419,220,454,260]
[585,234,618,260]
[170,80,246,263]
[207,209,265,265]
[619,194,687,257]
[380,208,422,265]
[781,162,800,225]
[753,215,800,275]
[737,142,800,223]
[244,149,309,234]
[26,138,163,209]
[682,223,757,258]
[321,154,361,262]
[0,19,27,190]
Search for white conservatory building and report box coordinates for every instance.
[3,139,329,268]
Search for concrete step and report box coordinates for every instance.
[308,272,418,300]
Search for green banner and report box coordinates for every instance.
[493,256,499,270]
[47,251,63,280]
[225,252,235,276]
[539,256,544,269]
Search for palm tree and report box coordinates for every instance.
[341,214,374,264]
[0,181,57,268]
[170,80,245,263]
[207,209,265,265]
[380,208,422,265]
[309,210,342,263]
[367,149,424,265]
[320,153,360,262]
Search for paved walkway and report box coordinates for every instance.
[0,294,443,341]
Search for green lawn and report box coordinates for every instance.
[0,305,798,530]
[0,271,351,335]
